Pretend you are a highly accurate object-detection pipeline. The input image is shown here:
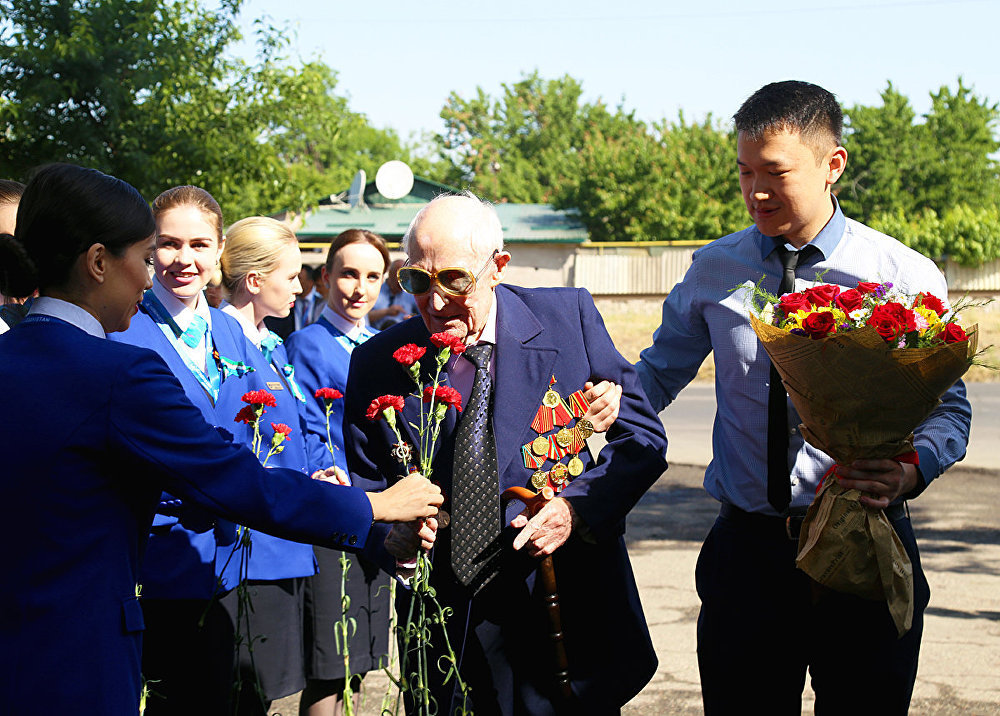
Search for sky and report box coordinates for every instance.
[234,0,999,145]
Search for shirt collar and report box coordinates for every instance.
[29,297,106,339]
[757,195,846,261]
[151,277,212,332]
[321,304,370,341]
[219,301,265,348]
[470,291,498,347]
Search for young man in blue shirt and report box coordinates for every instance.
[636,80,971,714]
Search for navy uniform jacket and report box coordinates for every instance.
[110,303,254,597]
[216,339,318,584]
[344,284,668,712]
[285,317,354,475]
[0,317,372,714]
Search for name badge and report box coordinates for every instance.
[266,381,285,391]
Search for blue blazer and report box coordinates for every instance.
[344,285,669,711]
[285,317,354,475]
[216,340,318,584]
[110,303,254,598]
[0,317,373,715]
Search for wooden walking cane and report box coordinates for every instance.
[501,485,576,706]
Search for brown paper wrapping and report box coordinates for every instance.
[750,313,977,636]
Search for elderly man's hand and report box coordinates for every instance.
[510,497,576,558]
[835,458,919,509]
[582,380,622,433]
[385,516,439,562]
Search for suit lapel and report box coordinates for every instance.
[492,286,557,481]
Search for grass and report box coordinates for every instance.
[595,296,998,383]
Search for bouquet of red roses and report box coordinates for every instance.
[744,278,981,635]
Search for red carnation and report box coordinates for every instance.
[234,405,258,424]
[856,281,882,295]
[315,387,343,401]
[833,288,864,313]
[422,385,463,412]
[867,302,909,343]
[366,394,406,422]
[430,331,466,355]
[801,311,838,340]
[393,344,427,367]
[270,422,292,442]
[941,323,968,344]
[778,292,812,317]
[803,284,840,308]
[917,292,947,317]
[242,390,277,408]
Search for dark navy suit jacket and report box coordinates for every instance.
[0,317,373,714]
[344,284,668,712]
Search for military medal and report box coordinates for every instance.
[391,442,412,465]
[567,389,591,418]
[522,376,593,496]
[436,509,450,529]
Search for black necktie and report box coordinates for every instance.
[766,245,807,513]
[450,343,502,591]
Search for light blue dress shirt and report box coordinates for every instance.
[636,199,972,515]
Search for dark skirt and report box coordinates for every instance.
[303,546,392,680]
[220,577,307,704]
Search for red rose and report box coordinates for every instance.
[393,343,427,367]
[778,292,812,317]
[422,385,463,412]
[941,323,968,344]
[917,292,947,317]
[314,387,343,401]
[430,331,466,355]
[867,302,908,343]
[234,405,258,424]
[803,284,840,308]
[856,281,882,294]
[366,394,406,421]
[833,288,864,313]
[241,389,277,408]
[801,311,837,339]
[270,422,292,442]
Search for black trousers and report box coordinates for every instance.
[695,509,930,715]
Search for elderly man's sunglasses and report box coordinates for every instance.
[398,250,499,296]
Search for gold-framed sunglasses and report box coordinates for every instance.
[398,250,499,296]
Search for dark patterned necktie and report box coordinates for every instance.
[450,342,502,591]
[766,244,812,512]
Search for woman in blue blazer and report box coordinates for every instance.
[216,216,328,714]
[285,229,393,716]
[0,164,443,716]
[109,185,266,714]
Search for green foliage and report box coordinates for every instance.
[438,73,747,242]
[0,0,416,218]
[869,204,1000,266]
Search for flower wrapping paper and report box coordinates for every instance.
[749,311,977,636]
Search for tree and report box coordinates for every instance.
[0,0,421,217]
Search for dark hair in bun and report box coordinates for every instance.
[0,164,154,297]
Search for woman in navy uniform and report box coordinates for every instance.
[109,184,262,713]
[285,229,393,716]
[0,163,442,716]
[216,216,328,713]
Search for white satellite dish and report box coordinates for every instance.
[348,169,366,208]
[375,160,414,200]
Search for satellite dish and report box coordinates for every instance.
[348,169,366,208]
[375,160,414,200]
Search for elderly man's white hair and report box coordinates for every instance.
[402,191,504,260]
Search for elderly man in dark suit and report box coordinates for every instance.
[343,192,668,715]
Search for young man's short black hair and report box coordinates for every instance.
[733,80,843,149]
